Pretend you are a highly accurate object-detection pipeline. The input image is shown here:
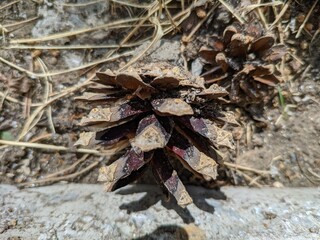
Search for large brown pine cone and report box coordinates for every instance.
[76,62,235,207]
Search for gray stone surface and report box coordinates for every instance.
[0,184,319,240]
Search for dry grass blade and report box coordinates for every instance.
[18,57,57,141]
[0,0,20,11]
[17,75,94,141]
[3,16,39,29]
[36,57,55,134]
[256,0,268,29]
[0,89,8,112]
[218,0,245,24]
[0,24,8,35]
[44,154,90,179]
[269,0,292,30]
[235,169,263,187]
[294,153,319,185]
[307,168,320,182]
[311,28,320,44]
[184,3,218,42]
[0,139,100,155]
[181,0,185,11]
[18,159,101,188]
[111,0,152,8]
[162,0,179,31]
[119,17,164,71]
[244,1,283,12]
[109,0,183,70]
[61,0,106,7]
[224,161,270,175]
[0,91,46,107]
[115,1,170,51]
[5,42,143,50]
[29,133,52,143]
[10,18,141,44]
[19,99,45,141]
[0,139,129,156]
[0,50,134,77]
[296,0,319,38]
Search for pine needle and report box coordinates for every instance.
[296,0,319,38]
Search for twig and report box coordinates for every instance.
[235,169,263,187]
[224,161,270,175]
[0,139,128,156]
[244,1,283,12]
[43,154,90,179]
[29,133,52,143]
[248,175,262,187]
[18,159,101,188]
[181,0,184,11]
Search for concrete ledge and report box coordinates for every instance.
[1,184,319,239]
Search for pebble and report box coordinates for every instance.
[176,224,206,240]
[47,57,58,65]
[272,182,284,188]
[82,215,94,223]
[191,58,203,77]
[131,213,149,228]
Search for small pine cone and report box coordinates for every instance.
[76,62,236,207]
[199,20,287,105]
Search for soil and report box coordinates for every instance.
[0,0,319,189]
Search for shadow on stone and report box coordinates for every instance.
[132,224,188,240]
[116,184,226,224]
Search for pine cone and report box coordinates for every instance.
[199,20,287,105]
[76,62,235,207]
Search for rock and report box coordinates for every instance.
[0,184,319,239]
[273,181,284,188]
[176,224,206,240]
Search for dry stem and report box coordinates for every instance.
[224,162,270,175]
[296,0,319,38]
[18,159,101,188]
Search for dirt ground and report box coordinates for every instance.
[0,0,319,189]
